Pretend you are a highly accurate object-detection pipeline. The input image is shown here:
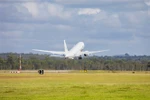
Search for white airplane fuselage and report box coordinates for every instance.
[65,42,84,59]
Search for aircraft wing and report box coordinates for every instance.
[82,49,109,55]
[32,49,65,55]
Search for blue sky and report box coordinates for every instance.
[0,0,150,56]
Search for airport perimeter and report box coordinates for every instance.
[0,70,150,100]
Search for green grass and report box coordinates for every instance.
[0,71,150,100]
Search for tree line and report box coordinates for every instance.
[0,53,150,71]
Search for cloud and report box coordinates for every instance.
[119,11,149,28]
[23,2,72,20]
[23,2,38,17]
[92,12,121,28]
[145,0,150,16]
[0,2,72,22]
[54,0,144,7]
[78,8,101,15]
[55,0,147,13]
[55,0,142,4]
[0,31,23,43]
[145,0,150,6]
[0,0,150,55]
[47,3,71,19]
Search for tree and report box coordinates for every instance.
[0,57,5,70]
[7,54,15,69]
[147,62,150,71]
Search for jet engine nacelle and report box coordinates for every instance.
[83,51,89,56]
[78,56,82,59]
[84,54,88,56]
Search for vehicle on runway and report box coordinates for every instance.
[33,40,109,59]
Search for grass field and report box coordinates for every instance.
[0,71,150,100]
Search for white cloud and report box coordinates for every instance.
[55,0,143,5]
[47,3,71,19]
[22,2,71,19]
[145,0,150,6]
[120,11,148,27]
[93,11,108,21]
[104,14,121,28]
[55,0,86,4]
[0,0,150,55]
[55,24,73,31]
[0,31,23,38]
[145,0,150,16]
[78,8,101,15]
[23,2,38,17]
[92,11,121,28]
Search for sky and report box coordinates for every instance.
[0,0,150,56]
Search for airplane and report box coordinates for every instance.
[32,40,109,59]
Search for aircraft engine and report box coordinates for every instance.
[78,56,82,59]
[84,54,88,56]
[84,51,89,56]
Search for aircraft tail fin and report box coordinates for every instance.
[64,40,68,54]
